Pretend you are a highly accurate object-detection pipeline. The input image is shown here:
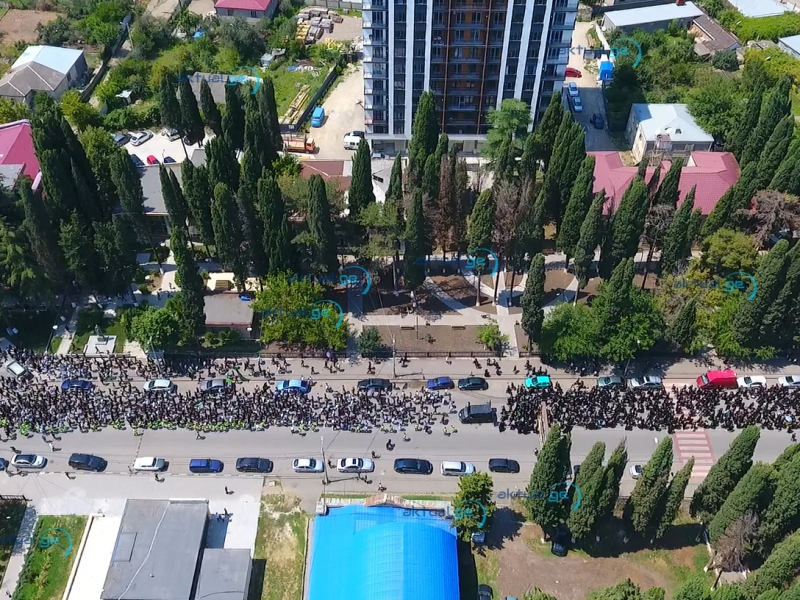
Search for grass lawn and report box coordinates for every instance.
[271,66,330,116]
[0,501,27,588]
[4,309,58,352]
[249,494,309,600]
[49,336,61,354]
[14,515,87,600]
[70,308,127,353]
[458,540,499,600]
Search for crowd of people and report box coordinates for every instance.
[0,347,797,438]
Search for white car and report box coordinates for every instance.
[133,457,166,472]
[130,130,154,146]
[343,131,365,150]
[293,458,325,473]
[778,376,800,388]
[630,464,642,479]
[337,457,374,473]
[11,453,46,469]
[628,376,663,390]
[441,460,476,476]
[571,96,583,113]
[143,379,177,393]
[567,82,579,97]
[737,375,767,389]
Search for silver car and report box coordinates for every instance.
[11,453,46,469]
[293,458,324,473]
[130,130,154,146]
[199,378,228,393]
[628,376,663,390]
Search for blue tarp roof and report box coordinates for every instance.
[308,505,459,600]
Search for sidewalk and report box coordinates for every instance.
[0,505,37,597]
[55,309,79,355]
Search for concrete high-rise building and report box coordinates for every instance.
[362,0,578,154]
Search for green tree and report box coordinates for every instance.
[711,587,747,600]
[672,576,711,600]
[356,327,383,355]
[702,163,759,238]
[521,253,545,347]
[567,442,607,541]
[181,160,215,252]
[485,98,531,163]
[655,458,694,539]
[519,131,543,184]
[744,531,800,597]
[757,451,800,557]
[659,186,696,275]
[403,189,427,289]
[159,165,188,233]
[222,83,245,151]
[773,444,800,473]
[158,74,183,136]
[668,296,698,353]
[60,211,101,290]
[573,191,605,296]
[596,441,628,529]
[709,462,775,542]
[79,126,118,218]
[467,189,495,305]
[726,84,763,161]
[211,183,248,292]
[258,77,284,154]
[305,174,338,274]
[557,155,596,268]
[626,436,673,539]
[526,423,572,536]
[199,79,222,136]
[348,138,376,218]
[536,91,565,171]
[654,158,683,207]
[453,472,497,541]
[110,150,157,258]
[387,153,403,203]
[740,76,792,168]
[408,91,438,183]
[599,178,648,279]
[588,579,645,600]
[756,116,794,189]
[206,135,240,192]
[237,150,268,279]
[257,172,293,274]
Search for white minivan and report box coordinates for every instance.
[441,461,476,476]
[343,131,365,150]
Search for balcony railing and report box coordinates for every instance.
[364,68,388,78]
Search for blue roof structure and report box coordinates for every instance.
[599,61,613,81]
[727,0,791,17]
[308,505,459,600]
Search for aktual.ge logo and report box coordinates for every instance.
[39,528,73,557]
[453,500,488,529]
[609,37,643,67]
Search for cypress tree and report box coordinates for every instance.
[712,587,747,600]
[654,157,683,207]
[168,170,191,240]
[467,189,495,251]
[732,239,789,347]
[773,444,800,473]
[596,441,628,527]
[599,178,648,279]
[349,138,376,218]
[222,84,245,151]
[744,531,800,597]
[408,91,438,182]
[762,242,800,345]
[558,155,596,268]
[574,442,606,491]
[404,189,427,289]
[708,462,775,543]
[520,253,545,347]
[199,79,222,136]
[673,577,711,600]
[206,135,240,192]
[635,158,648,182]
[387,153,403,203]
[495,135,516,182]
[542,113,573,221]
[526,423,572,535]
[92,220,135,295]
[519,131,543,183]
[685,208,702,257]
[243,93,270,171]
[727,85,763,162]
[690,426,761,522]
[567,447,608,542]
[19,178,65,285]
[306,174,338,274]
[110,150,154,254]
[646,164,661,199]
[756,116,794,189]
[38,148,77,221]
[258,77,284,153]
[71,159,106,224]
[237,150,268,279]
[660,186,695,275]
[654,458,694,539]
[257,172,292,274]
[741,76,792,168]
[158,74,183,135]
[60,210,102,290]
[758,451,800,557]
[556,127,587,230]
[537,90,565,171]
[573,191,605,295]
[668,296,697,352]
[178,72,205,144]
[159,165,187,232]
[181,161,215,253]
[769,142,800,192]
[626,436,673,539]
[171,224,203,294]
[211,183,248,292]
[597,256,636,337]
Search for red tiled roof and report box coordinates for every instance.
[0,120,40,185]
[589,151,740,216]
[215,0,271,11]
[299,160,351,190]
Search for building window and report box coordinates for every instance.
[394,121,405,134]
[510,26,522,41]
[434,12,444,23]
[492,11,504,24]
[552,12,565,25]
[489,47,500,60]
[433,47,443,58]
[455,30,463,41]
[454,11,465,23]
[506,64,517,76]
[226,9,233,15]
[526,62,537,75]
[509,46,519,58]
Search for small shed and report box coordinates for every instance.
[599,60,613,81]
[204,293,255,338]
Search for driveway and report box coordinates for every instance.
[321,15,363,42]
[124,129,210,164]
[145,0,181,19]
[187,0,215,16]
[566,21,615,152]
[309,64,365,159]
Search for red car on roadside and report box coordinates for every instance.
[146,155,159,165]
[565,67,582,78]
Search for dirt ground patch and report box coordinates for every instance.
[0,9,63,44]
[372,324,488,355]
[575,277,602,305]
[543,270,576,305]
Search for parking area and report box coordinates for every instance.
[123,130,211,165]
[320,15,363,42]
[566,22,615,152]
[309,65,365,159]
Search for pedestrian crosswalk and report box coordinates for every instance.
[674,429,716,481]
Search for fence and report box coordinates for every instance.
[80,14,130,102]
[303,0,362,9]
[278,55,344,133]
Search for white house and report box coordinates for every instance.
[625,103,714,163]
[0,46,88,107]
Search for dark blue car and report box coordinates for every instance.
[426,376,454,390]
[61,379,93,391]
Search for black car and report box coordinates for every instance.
[130,155,145,170]
[393,458,433,474]
[597,376,625,389]
[551,523,570,557]
[458,377,488,391]
[478,585,493,600]
[488,458,520,473]
[68,453,107,472]
[357,378,392,392]
[235,458,273,473]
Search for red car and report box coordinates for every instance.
[565,67,582,78]
[146,155,159,165]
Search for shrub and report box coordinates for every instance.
[712,50,738,71]
[138,284,150,295]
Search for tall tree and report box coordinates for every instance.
[573,191,606,300]
[206,135,240,192]
[181,160,215,253]
[599,179,648,279]
[403,189,427,289]
[110,150,157,258]
[408,91,439,184]
[60,211,101,290]
[199,79,222,136]
[758,451,800,558]
[708,462,775,543]
[756,116,794,189]
[222,83,245,151]
[18,178,65,285]
[348,138,376,218]
[178,71,205,144]
[541,113,575,225]
[258,77,284,154]
[79,126,117,218]
[727,84,764,161]
[467,189,496,306]
[537,91,565,171]
[159,165,188,233]
[668,296,698,353]
[158,74,183,137]
[237,150,268,279]
[306,174,338,274]
[387,153,403,203]
[526,423,572,537]
[654,158,683,207]
[626,436,673,540]
[519,131,543,184]
[596,441,628,530]
[741,76,792,168]
[211,183,248,292]
[521,253,545,348]
[654,458,694,539]
[557,155,596,269]
[243,92,277,172]
[761,242,800,345]
[659,186,696,276]
[257,172,293,274]
[92,220,135,295]
[743,531,800,598]
[567,442,608,542]
[556,127,587,229]
[691,426,761,523]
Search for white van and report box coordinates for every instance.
[342,131,365,150]
[441,461,476,476]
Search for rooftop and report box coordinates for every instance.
[632,103,714,143]
[780,34,800,54]
[0,120,40,187]
[590,151,741,215]
[726,0,792,18]
[215,0,273,11]
[605,1,703,27]
[299,159,352,190]
[11,45,84,74]
[194,549,251,600]
[204,293,255,326]
[0,62,64,99]
[692,15,740,52]
[101,499,209,600]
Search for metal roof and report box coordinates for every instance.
[780,34,800,55]
[204,293,255,326]
[195,549,251,600]
[11,45,84,75]
[307,505,459,600]
[101,500,209,600]
[632,103,714,143]
[605,2,703,27]
[726,0,792,17]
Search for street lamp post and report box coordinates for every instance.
[392,337,396,378]
[321,436,329,485]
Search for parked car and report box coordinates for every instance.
[11,454,46,469]
[310,106,325,127]
[162,128,180,141]
[199,378,229,393]
[133,457,167,471]
[113,133,130,147]
[567,82,579,97]
[441,460,476,476]
[565,67,582,77]
[276,379,311,394]
[0,459,7,471]
[143,379,177,393]
[130,130,153,146]
[146,155,159,165]
[737,375,767,389]
[293,458,324,473]
[68,453,107,472]
[394,458,433,474]
[525,375,552,389]
[343,131,365,150]
[629,464,643,479]
[163,156,176,164]
[778,376,800,388]
[590,113,605,129]
[426,376,454,390]
[597,376,625,389]
[571,96,583,113]
[551,523,571,557]
[130,155,146,170]
[357,378,392,392]
[189,458,223,473]
[61,379,93,391]
[628,376,663,390]
[458,377,488,391]
[236,458,273,473]
[337,457,374,473]
[488,458,520,473]
[478,585,494,600]
[3,359,31,381]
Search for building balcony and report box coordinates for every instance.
[364,99,388,109]
[363,0,386,8]
[363,53,388,63]
[364,68,388,78]
[363,36,387,46]
[365,116,388,125]
[363,20,387,28]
